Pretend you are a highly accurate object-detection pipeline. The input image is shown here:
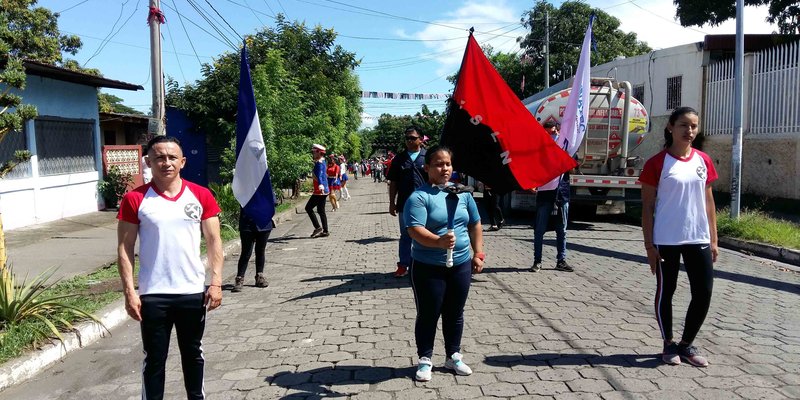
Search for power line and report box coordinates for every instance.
[164,13,187,82]
[184,0,239,49]
[628,0,709,34]
[84,0,141,66]
[161,1,237,50]
[169,0,203,66]
[260,0,276,15]
[224,0,277,19]
[275,0,288,15]
[57,0,91,14]
[204,0,245,41]
[243,0,266,26]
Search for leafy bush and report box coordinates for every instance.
[98,165,133,208]
[209,183,240,231]
[0,265,105,348]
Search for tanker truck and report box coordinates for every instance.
[511,77,651,214]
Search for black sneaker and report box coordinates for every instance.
[530,262,542,272]
[319,231,330,237]
[310,227,323,238]
[555,259,574,272]
[677,344,709,367]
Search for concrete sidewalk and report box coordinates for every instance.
[4,210,121,282]
[2,178,800,399]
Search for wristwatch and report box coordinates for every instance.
[475,252,485,261]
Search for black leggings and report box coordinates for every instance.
[237,230,271,277]
[140,293,206,400]
[654,244,714,345]
[411,259,472,358]
[305,195,328,232]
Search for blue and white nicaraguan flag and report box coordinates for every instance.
[232,42,275,227]
[559,14,595,157]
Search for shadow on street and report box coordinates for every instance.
[483,352,661,369]
[285,272,408,302]
[266,365,415,398]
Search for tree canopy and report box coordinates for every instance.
[674,0,799,34]
[508,1,652,99]
[166,16,363,192]
[359,105,446,157]
[1,0,82,65]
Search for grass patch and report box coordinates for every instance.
[0,265,128,364]
[717,207,800,250]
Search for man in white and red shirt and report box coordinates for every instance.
[117,136,223,400]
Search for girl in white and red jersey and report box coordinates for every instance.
[640,106,718,368]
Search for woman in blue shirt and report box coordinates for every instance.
[404,145,484,382]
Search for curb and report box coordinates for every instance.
[719,236,800,268]
[0,203,298,392]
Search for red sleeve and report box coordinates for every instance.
[697,150,718,184]
[639,150,666,187]
[117,185,148,224]
[186,182,221,220]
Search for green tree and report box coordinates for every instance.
[674,0,798,34]
[517,1,652,97]
[0,0,82,65]
[363,105,446,156]
[98,93,143,115]
[166,16,362,197]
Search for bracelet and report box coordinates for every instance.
[209,284,221,287]
[474,252,485,261]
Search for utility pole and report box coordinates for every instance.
[731,0,744,218]
[148,0,166,136]
[544,9,550,89]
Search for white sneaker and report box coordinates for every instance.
[415,357,433,381]
[444,352,472,376]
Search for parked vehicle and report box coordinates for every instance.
[507,78,650,214]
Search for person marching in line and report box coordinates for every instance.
[306,144,330,238]
[388,126,428,278]
[339,155,351,200]
[640,106,718,368]
[233,207,273,292]
[327,153,341,211]
[404,145,484,382]
[117,136,223,400]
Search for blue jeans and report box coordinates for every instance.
[398,213,412,267]
[533,201,568,263]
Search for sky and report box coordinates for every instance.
[38,0,778,127]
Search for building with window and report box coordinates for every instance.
[0,60,142,229]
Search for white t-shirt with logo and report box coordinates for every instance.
[639,149,718,245]
[118,180,220,295]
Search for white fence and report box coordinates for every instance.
[704,40,800,135]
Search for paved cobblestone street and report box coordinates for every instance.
[3,179,799,399]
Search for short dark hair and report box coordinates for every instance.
[542,121,560,129]
[404,126,420,136]
[146,135,181,151]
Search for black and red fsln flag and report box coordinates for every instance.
[441,31,577,194]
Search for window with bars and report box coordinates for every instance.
[0,128,31,179]
[666,76,682,110]
[632,84,645,104]
[34,117,97,176]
